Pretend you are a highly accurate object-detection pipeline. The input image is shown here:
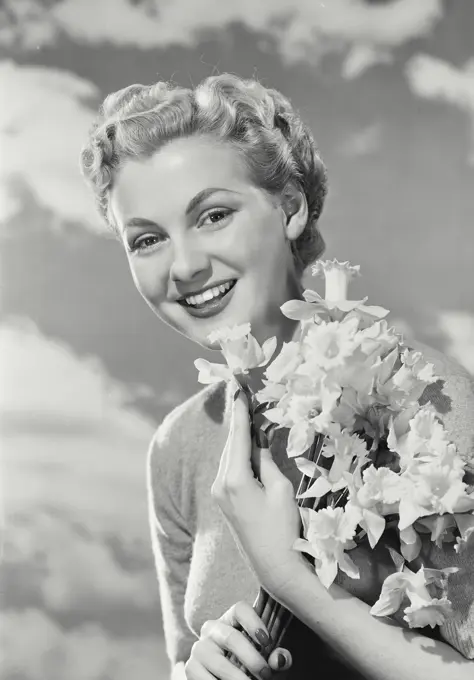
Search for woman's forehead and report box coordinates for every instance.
[128,136,248,182]
[111,136,254,217]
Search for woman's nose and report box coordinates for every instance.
[169,238,210,283]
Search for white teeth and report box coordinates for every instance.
[184,281,234,307]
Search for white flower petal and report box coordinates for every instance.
[338,552,360,581]
[280,299,322,321]
[297,474,331,499]
[194,358,231,384]
[370,572,409,617]
[403,597,453,629]
[361,510,386,549]
[316,557,339,589]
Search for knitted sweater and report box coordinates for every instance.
[146,343,474,679]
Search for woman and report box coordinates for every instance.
[80,74,474,680]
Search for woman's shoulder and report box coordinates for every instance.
[413,340,474,466]
[147,381,230,524]
[149,380,230,471]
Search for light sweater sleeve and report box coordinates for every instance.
[146,415,199,677]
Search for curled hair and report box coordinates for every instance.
[80,73,328,271]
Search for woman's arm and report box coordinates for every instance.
[147,427,198,675]
[272,553,473,680]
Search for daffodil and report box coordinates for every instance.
[264,379,341,457]
[294,506,359,588]
[281,260,389,326]
[403,595,453,629]
[312,259,361,301]
[192,258,472,638]
[194,323,277,384]
[298,430,369,499]
[388,405,455,471]
[301,317,360,372]
[454,512,474,553]
[263,341,302,384]
[371,565,458,629]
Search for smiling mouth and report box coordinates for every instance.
[178,280,237,309]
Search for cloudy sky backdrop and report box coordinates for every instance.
[1,1,474,678]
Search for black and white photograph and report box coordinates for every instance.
[1,1,474,679]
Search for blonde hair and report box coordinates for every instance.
[80,73,328,272]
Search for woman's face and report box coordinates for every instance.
[110,135,305,350]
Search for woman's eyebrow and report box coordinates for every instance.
[124,217,160,229]
[123,188,241,230]
[185,187,241,215]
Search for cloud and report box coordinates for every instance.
[1,0,443,75]
[339,122,382,156]
[4,512,158,613]
[341,43,393,80]
[0,60,102,231]
[0,2,445,233]
[0,608,168,680]
[1,318,157,542]
[0,316,154,434]
[0,319,171,672]
[406,54,474,163]
[0,317,162,617]
[437,310,474,375]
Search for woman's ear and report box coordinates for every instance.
[280,184,308,241]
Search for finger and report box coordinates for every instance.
[268,647,292,672]
[185,656,223,680]
[258,447,291,490]
[199,629,273,680]
[222,390,254,483]
[220,601,271,649]
[187,650,249,680]
[213,388,245,488]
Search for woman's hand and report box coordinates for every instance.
[184,601,292,680]
[211,390,304,597]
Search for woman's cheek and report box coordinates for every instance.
[131,260,167,304]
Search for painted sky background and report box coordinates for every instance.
[1,1,474,678]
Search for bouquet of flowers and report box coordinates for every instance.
[194,260,474,671]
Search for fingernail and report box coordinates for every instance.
[255,629,270,647]
[277,653,287,669]
[260,668,272,680]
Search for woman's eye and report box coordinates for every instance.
[199,208,233,226]
[131,234,163,252]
